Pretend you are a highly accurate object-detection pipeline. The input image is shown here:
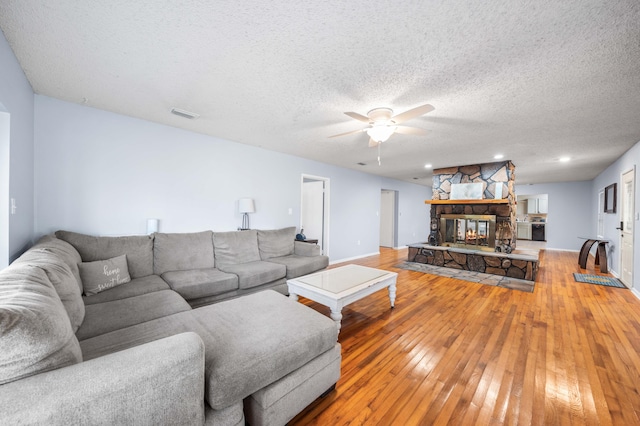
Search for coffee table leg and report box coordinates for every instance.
[289,292,298,302]
[330,309,342,332]
[388,283,396,308]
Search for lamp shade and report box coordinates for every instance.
[238,198,255,214]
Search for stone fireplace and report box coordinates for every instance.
[408,160,539,281]
[429,161,516,252]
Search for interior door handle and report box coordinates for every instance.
[616,221,623,231]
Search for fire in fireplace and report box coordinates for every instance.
[440,214,496,252]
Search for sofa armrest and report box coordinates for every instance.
[0,332,205,425]
[294,241,321,257]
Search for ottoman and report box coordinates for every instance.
[194,290,341,424]
[80,290,341,425]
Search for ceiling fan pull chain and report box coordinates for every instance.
[378,143,381,166]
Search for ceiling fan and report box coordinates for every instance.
[329,103,435,148]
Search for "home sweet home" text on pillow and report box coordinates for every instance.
[78,254,131,296]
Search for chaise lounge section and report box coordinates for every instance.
[0,227,338,425]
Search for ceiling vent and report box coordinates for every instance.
[170,108,200,120]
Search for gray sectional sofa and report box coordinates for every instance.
[0,227,339,425]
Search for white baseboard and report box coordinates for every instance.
[606,269,637,298]
[330,252,380,265]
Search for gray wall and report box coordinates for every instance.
[0,30,35,265]
[592,140,640,289]
[515,180,592,251]
[34,95,430,263]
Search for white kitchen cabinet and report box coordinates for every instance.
[517,222,532,240]
[537,198,548,213]
[527,197,548,214]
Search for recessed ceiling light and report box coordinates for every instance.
[494,154,504,159]
[170,108,200,120]
[559,156,571,162]
[424,163,432,169]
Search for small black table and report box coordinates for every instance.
[295,239,318,244]
[578,238,610,273]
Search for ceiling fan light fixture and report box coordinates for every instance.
[366,125,396,142]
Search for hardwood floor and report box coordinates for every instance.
[290,248,640,425]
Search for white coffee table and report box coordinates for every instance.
[287,264,398,332]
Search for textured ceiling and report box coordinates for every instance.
[1,0,639,186]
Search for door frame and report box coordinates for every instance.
[597,189,605,238]
[619,167,635,287]
[0,109,9,269]
[300,174,330,257]
[379,189,398,248]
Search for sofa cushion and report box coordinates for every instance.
[213,230,260,268]
[27,234,83,291]
[55,230,154,279]
[79,290,338,410]
[76,290,191,341]
[154,231,215,275]
[82,274,170,305]
[0,265,82,385]
[218,261,286,289]
[257,227,295,260]
[13,247,85,333]
[161,268,238,300]
[265,255,329,279]
[79,255,132,296]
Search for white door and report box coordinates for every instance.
[301,176,329,255]
[620,169,635,287]
[380,190,396,248]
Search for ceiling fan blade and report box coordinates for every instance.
[391,104,435,124]
[344,111,371,123]
[368,138,379,148]
[328,128,365,138]
[394,126,427,136]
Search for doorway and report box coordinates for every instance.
[380,190,397,248]
[620,168,635,287]
[0,109,9,269]
[301,175,330,256]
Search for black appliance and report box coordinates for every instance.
[532,224,545,241]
